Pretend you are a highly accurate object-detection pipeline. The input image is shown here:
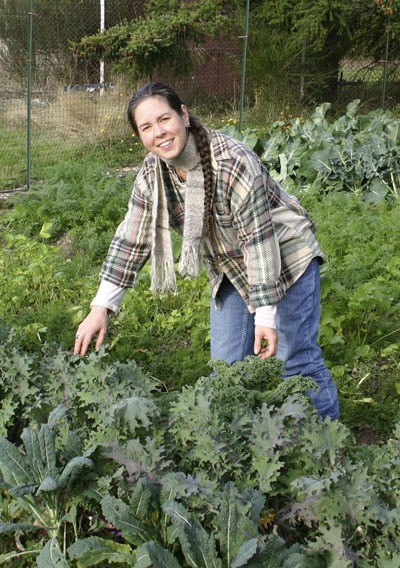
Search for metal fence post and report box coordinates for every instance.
[239,0,250,132]
[381,13,391,109]
[100,0,105,95]
[27,0,33,189]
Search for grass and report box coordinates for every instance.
[0,82,147,190]
[0,125,26,189]
[2,67,399,191]
[0,99,291,192]
[2,75,301,190]
[0,126,146,190]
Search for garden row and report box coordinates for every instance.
[0,100,400,565]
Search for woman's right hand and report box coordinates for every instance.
[74,306,109,356]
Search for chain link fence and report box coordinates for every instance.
[338,56,400,108]
[0,0,146,189]
[0,0,399,190]
[0,0,243,189]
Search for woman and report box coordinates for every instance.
[74,81,339,420]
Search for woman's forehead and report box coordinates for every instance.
[134,96,173,119]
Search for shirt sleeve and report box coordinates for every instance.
[99,162,154,288]
[254,305,277,328]
[90,280,126,314]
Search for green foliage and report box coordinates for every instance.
[312,194,400,356]
[72,0,230,79]
[0,236,209,392]
[3,162,135,262]
[245,0,354,101]
[72,357,400,566]
[0,233,77,307]
[225,100,400,202]
[196,356,315,421]
[0,162,137,348]
[0,406,94,565]
[0,329,160,447]
[109,270,211,390]
[0,230,99,348]
[1,344,400,565]
[167,359,317,492]
[304,192,400,435]
[252,0,352,53]
[2,101,400,438]
[221,105,400,440]
[68,536,136,566]
[243,0,400,104]
[69,485,279,567]
[0,163,210,386]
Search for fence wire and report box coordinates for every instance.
[0,0,399,190]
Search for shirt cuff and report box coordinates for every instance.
[254,305,277,329]
[90,280,126,314]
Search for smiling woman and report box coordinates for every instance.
[74,81,340,421]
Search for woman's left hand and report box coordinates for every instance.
[254,326,278,358]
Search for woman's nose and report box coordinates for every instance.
[154,123,165,137]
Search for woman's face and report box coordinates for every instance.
[133,95,189,160]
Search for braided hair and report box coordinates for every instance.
[127,82,214,236]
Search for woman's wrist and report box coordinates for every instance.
[254,305,277,329]
[90,280,126,314]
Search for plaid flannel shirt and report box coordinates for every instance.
[100,129,323,310]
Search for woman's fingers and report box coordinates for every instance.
[73,306,109,356]
[254,326,278,359]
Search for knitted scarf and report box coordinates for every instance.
[150,133,205,294]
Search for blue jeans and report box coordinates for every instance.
[210,259,340,419]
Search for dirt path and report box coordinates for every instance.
[0,187,27,201]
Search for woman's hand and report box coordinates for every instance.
[254,326,278,358]
[74,306,109,356]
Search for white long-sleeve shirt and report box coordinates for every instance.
[91,279,277,327]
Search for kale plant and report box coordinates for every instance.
[198,356,316,420]
[0,405,94,567]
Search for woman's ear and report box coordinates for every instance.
[181,104,190,126]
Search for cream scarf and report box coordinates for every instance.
[151,133,205,293]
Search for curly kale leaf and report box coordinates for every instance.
[263,375,318,407]
[196,357,312,420]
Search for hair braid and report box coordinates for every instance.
[188,115,214,237]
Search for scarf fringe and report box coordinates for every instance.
[179,243,202,277]
[151,257,177,294]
